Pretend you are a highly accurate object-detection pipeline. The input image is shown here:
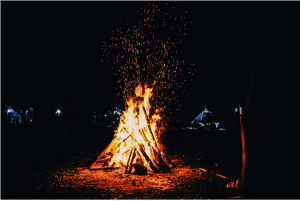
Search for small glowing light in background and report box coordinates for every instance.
[215,122,220,128]
[56,109,61,116]
[6,108,14,113]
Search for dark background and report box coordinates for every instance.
[2,2,300,198]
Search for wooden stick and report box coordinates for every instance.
[90,167,120,171]
[90,132,134,169]
[128,133,159,172]
[137,129,161,168]
[125,148,136,174]
[136,143,160,173]
[90,135,122,168]
[125,131,163,172]
[106,132,133,157]
[142,107,173,169]
[142,106,159,151]
[121,132,134,144]
[159,152,173,168]
[125,148,133,173]
[139,128,151,148]
[111,132,133,153]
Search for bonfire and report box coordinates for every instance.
[90,82,173,174]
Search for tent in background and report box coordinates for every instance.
[183,105,227,131]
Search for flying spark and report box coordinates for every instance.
[100,2,195,127]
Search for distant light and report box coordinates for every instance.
[56,109,61,116]
[6,108,14,113]
[115,106,122,113]
[114,110,122,115]
[104,114,107,117]
[215,122,220,128]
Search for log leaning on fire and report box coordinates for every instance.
[89,101,172,172]
[142,106,159,151]
[136,143,160,172]
[142,106,173,169]
[89,132,134,169]
[130,131,161,172]
[125,148,136,174]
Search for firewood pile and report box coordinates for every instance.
[89,105,173,174]
[88,82,175,174]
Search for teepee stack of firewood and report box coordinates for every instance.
[89,82,173,174]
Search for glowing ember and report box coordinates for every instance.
[90,82,172,173]
[91,2,195,173]
[100,2,195,124]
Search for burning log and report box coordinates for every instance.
[127,133,160,172]
[142,106,173,169]
[125,148,136,174]
[89,133,134,169]
[89,82,173,174]
[137,143,160,172]
[142,106,159,151]
[138,129,151,147]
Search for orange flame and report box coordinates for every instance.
[100,81,166,171]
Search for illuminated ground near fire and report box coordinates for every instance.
[30,150,242,199]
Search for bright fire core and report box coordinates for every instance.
[94,81,170,172]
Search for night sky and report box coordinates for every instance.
[2,2,299,118]
[2,1,300,197]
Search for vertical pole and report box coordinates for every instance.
[240,120,246,183]
[241,33,260,197]
[240,107,245,190]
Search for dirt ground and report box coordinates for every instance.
[2,125,243,199]
[19,152,242,199]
